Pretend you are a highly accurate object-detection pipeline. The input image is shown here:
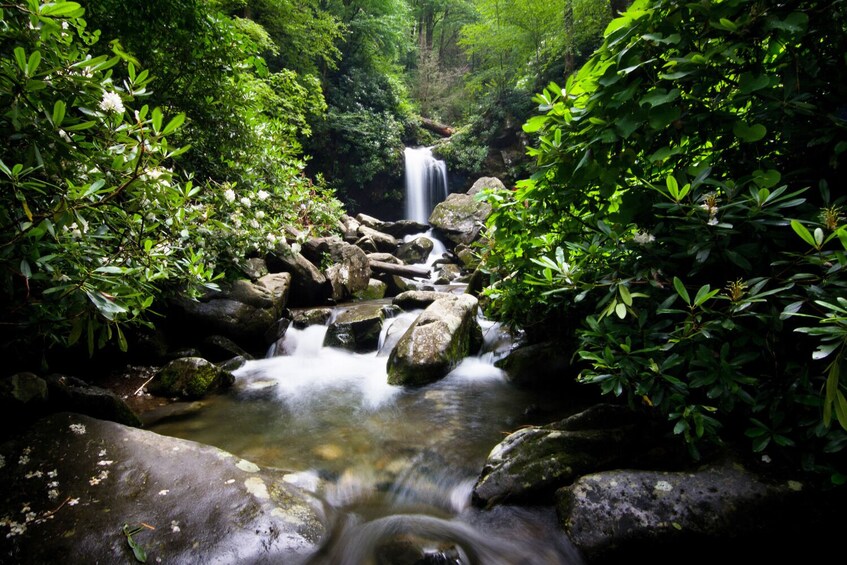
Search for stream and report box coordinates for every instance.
[149,150,584,563]
[149,303,584,564]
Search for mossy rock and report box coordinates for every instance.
[148,357,234,399]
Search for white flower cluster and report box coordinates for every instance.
[89,469,109,486]
[69,423,86,435]
[633,230,656,245]
[99,91,125,115]
[700,193,720,226]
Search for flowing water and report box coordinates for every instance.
[404,147,448,223]
[149,312,584,564]
[148,157,583,563]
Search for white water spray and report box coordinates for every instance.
[404,147,448,223]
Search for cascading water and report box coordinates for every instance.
[146,150,581,563]
[404,146,448,223]
[149,309,583,564]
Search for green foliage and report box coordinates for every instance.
[0,1,343,366]
[307,0,416,212]
[480,0,847,473]
[0,1,217,360]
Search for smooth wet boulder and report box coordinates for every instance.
[396,237,434,265]
[324,303,387,352]
[556,460,835,563]
[0,413,325,563]
[428,193,493,245]
[472,405,646,507]
[386,294,480,386]
[147,357,234,399]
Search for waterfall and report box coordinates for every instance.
[404,147,448,223]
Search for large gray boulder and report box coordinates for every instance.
[302,237,371,302]
[170,274,291,344]
[472,405,645,507]
[386,294,480,386]
[556,461,826,563]
[467,176,507,196]
[428,193,493,245]
[267,241,329,306]
[0,413,325,563]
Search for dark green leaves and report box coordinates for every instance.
[733,121,767,142]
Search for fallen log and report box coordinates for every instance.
[420,117,454,137]
[369,260,430,279]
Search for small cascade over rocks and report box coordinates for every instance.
[404,147,448,223]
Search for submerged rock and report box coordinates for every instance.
[386,294,480,386]
[0,413,325,563]
[147,357,234,399]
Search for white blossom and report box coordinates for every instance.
[633,230,656,245]
[223,189,236,203]
[257,190,270,201]
[240,197,252,208]
[99,91,125,115]
[266,234,276,244]
[69,423,86,435]
[170,520,181,533]
[47,489,59,500]
[68,498,79,506]
[255,210,265,220]
[707,217,719,226]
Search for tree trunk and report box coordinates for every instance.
[419,117,454,137]
[369,260,430,279]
